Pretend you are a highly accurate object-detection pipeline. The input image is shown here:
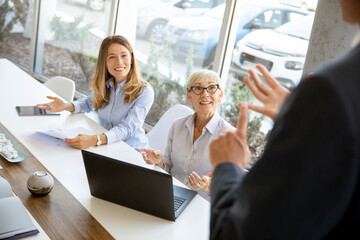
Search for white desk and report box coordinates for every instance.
[0,59,210,240]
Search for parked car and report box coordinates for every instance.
[162,2,309,67]
[136,0,224,44]
[65,0,105,11]
[279,0,318,11]
[230,14,314,89]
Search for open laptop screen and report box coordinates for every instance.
[82,150,196,221]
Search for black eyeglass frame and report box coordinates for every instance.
[188,84,220,95]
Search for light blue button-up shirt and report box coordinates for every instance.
[72,79,154,149]
[163,111,235,200]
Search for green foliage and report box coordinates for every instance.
[223,80,253,125]
[185,46,194,79]
[0,0,29,41]
[220,76,268,166]
[50,13,96,82]
[50,14,94,43]
[142,39,190,125]
[247,115,267,162]
[142,38,268,166]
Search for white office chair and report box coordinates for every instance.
[44,76,75,102]
[147,104,194,153]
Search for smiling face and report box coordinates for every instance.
[187,80,223,117]
[106,43,132,83]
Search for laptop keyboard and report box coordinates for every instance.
[174,196,186,211]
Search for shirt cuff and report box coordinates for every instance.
[71,101,81,113]
[104,131,116,144]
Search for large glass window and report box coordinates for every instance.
[135,0,225,125]
[0,0,35,69]
[0,0,318,163]
[34,0,112,94]
[221,0,317,164]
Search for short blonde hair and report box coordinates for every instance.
[186,69,221,92]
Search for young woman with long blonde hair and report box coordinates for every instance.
[38,35,154,149]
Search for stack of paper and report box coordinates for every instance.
[37,126,94,140]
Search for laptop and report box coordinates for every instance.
[16,106,60,116]
[81,150,197,221]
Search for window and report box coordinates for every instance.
[174,0,224,8]
[252,10,283,29]
[34,0,112,95]
[0,0,317,161]
[0,0,35,69]
[222,1,315,164]
[135,0,226,125]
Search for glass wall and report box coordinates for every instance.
[221,0,317,164]
[34,0,112,94]
[0,0,317,162]
[0,0,35,69]
[135,0,226,125]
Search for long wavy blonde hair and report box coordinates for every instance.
[89,35,148,109]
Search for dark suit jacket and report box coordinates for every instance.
[210,44,360,239]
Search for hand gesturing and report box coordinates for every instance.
[210,103,251,170]
[243,64,290,121]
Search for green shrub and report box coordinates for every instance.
[0,0,29,41]
[51,14,94,44]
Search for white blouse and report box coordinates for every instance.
[163,111,235,200]
[72,79,154,149]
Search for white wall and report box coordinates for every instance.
[303,0,358,76]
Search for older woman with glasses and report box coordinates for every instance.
[138,69,234,200]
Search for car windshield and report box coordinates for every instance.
[275,15,314,40]
[205,4,225,20]
[205,3,262,22]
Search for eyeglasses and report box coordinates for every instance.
[189,84,219,95]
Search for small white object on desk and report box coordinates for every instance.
[0,132,18,159]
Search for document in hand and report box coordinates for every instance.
[0,177,39,239]
[37,126,94,140]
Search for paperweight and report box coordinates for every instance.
[27,171,54,195]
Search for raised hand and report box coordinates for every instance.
[188,171,212,195]
[37,96,74,112]
[137,148,163,166]
[210,102,251,169]
[243,64,290,121]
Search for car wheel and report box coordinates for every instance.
[88,0,104,11]
[146,20,167,44]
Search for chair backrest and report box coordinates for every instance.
[147,104,194,153]
[44,76,75,102]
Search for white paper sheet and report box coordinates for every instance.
[37,126,94,140]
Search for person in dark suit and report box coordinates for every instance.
[209,0,360,239]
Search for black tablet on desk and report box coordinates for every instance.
[16,106,60,116]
